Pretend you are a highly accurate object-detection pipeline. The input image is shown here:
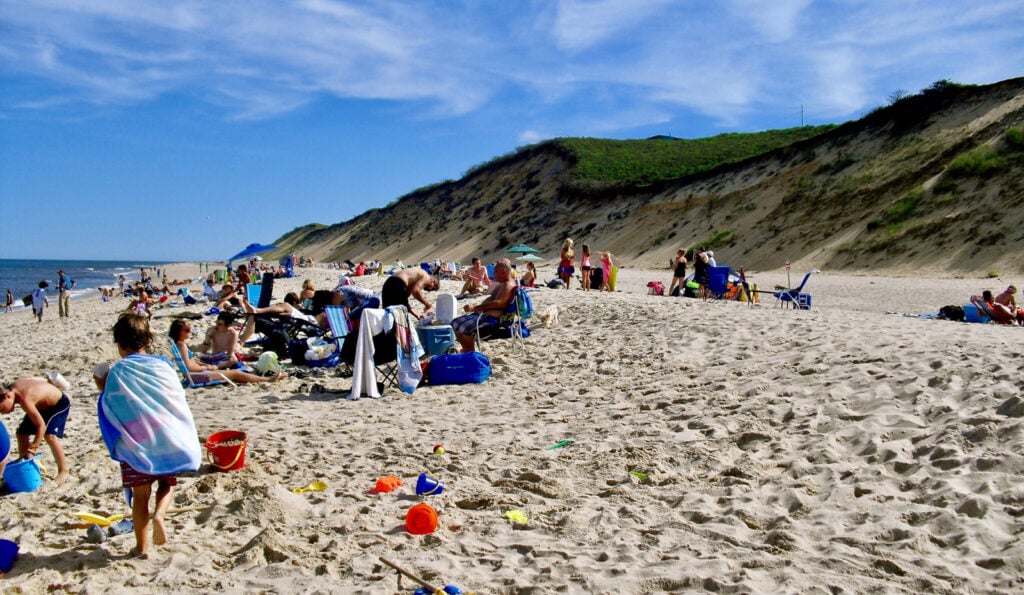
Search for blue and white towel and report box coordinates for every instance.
[97,353,201,476]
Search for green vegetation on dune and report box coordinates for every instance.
[556,126,835,184]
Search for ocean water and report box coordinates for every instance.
[0,259,168,310]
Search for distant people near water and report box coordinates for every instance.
[668,249,688,297]
[381,266,439,320]
[521,262,538,288]
[580,244,593,291]
[972,289,1017,324]
[460,257,490,295]
[994,285,1024,324]
[31,280,49,322]
[599,252,614,291]
[4,288,12,313]
[558,238,575,289]
[57,269,75,318]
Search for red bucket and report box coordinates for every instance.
[204,430,247,472]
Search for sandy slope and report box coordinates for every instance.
[0,264,1021,593]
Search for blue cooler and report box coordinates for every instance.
[417,325,456,356]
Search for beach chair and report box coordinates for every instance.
[705,266,730,302]
[246,284,262,305]
[341,308,399,398]
[167,339,236,388]
[774,269,819,310]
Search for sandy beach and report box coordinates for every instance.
[1,263,1022,593]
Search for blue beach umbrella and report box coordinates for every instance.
[516,253,543,261]
[228,243,278,263]
[507,244,539,254]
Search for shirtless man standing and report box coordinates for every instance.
[381,267,439,319]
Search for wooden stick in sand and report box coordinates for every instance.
[379,556,440,593]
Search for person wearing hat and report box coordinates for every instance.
[31,280,49,323]
[57,269,75,318]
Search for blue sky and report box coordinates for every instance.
[1,1,1021,262]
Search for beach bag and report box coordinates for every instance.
[647,281,665,296]
[255,351,284,375]
[546,279,564,289]
[938,305,965,321]
[428,352,491,385]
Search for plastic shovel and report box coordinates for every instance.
[290,477,325,491]
[74,512,125,527]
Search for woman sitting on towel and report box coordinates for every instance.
[169,319,284,383]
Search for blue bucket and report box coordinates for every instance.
[3,457,42,493]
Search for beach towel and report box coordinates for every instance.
[97,353,201,476]
[390,306,424,394]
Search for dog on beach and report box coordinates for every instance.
[539,305,559,328]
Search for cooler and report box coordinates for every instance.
[417,325,456,356]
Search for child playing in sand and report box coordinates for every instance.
[96,312,202,558]
[0,375,71,482]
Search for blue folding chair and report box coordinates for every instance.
[705,266,730,301]
[774,269,819,310]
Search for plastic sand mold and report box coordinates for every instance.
[291,480,327,494]
[504,509,528,524]
[75,512,124,527]
[373,475,403,493]
[546,439,574,450]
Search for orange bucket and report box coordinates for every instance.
[406,503,438,535]
[204,430,247,472]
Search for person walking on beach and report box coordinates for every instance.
[0,375,71,482]
[57,269,75,318]
[31,280,49,322]
[96,312,202,558]
[4,289,12,313]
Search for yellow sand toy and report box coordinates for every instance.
[292,480,327,494]
[74,512,124,527]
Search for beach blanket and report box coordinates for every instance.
[97,353,201,476]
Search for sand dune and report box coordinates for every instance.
[0,264,1021,593]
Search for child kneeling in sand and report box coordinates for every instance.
[96,312,201,558]
[0,375,71,482]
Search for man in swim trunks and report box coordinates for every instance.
[452,259,517,352]
[0,376,71,481]
[381,267,439,319]
[459,257,491,295]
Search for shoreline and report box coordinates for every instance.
[0,262,1021,592]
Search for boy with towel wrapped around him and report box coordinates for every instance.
[95,312,201,558]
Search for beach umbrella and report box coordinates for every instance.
[506,243,539,254]
[228,243,278,263]
[516,253,543,261]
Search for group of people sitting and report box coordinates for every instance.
[971,285,1024,325]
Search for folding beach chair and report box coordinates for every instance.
[341,308,400,398]
[705,266,730,302]
[774,269,820,310]
[167,339,236,388]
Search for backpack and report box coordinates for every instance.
[515,287,533,319]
